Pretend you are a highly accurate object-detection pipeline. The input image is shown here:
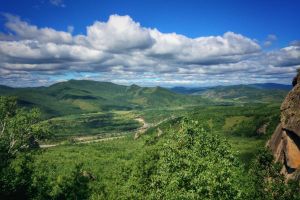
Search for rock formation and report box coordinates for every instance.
[268,70,300,179]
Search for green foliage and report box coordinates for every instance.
[31,163,94,200]
[230,116,266,137]
[28,103,295,199]
[0,96,49,198]
[0,153,34,199]
[0,96,94,200]
[46,111,140,137]
[32,136,143,199]
[0,80,208,118]
[1,93,296,199]
[200,85,288,103]
[0,96,49,167]
[127,120,245,200]
[144,104,280,165]
[247,149,300,200]
[228,113,279,138]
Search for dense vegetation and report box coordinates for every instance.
[0,81,299,199]
[3,114,298,199]
[170,83,289,103]
[0,80,289,119]
[199,85,288,103]
[44,111,140,137]
[0,97,94,199]
[126,120,245,200]
[0,80,208,118]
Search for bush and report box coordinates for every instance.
[247,149,300,200]
[126,119,246,200]
[31,163,93,200]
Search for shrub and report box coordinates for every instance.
[127,119,246,200]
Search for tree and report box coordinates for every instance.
[127,119,246,200]
[0,96,49,199]
[0,96,49,165]
[0,96,94,199]
[247,149,300,200]
[31,163,94,200]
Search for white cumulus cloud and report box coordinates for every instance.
[0,13,299,87]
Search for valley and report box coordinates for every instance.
[1,1,299,198]
[0,80,288,147]
[1,80,297,199]
[31,102,279,198]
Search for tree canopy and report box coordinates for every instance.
[127,120,246,200]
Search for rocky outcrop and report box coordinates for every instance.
[268,70,300,179]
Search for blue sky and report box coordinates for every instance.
[0,0,299,87]
[2,0,300,47]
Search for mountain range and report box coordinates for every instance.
[170,83,292,94]
[0,80,289,118]
[0,80,205,118]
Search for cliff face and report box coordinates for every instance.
[268,71,300,179]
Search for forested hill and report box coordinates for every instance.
[198,85,288,102]
[170,84,289,103]
[0,80,207,118]
[170,83,292,95]
[0,80,290,118]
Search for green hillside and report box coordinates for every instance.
[29,103,290,199]
[0,80,206,118]
[198,85,288,103]
[1,88,298,199]
[0,81,288,139]
[0,81,288,119]
[143,103,281,164]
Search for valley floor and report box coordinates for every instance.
[32,103,281,198]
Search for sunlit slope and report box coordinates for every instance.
[0,80,206,117]
[198,85,288,102]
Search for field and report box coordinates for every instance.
[45,111,140,136]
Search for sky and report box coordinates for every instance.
[0,0,300,87]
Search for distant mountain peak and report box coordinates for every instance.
[130,84,141,88]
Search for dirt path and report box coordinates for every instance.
[77,136,125,144]
[134,116,176,139]
[39,144,58,148]
[134,117,149,139]
[135,117,149,129]
[134,117,151,140]
[157,128,163,137]
[40,135,125,148]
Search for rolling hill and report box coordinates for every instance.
[170,83,289,103]
[0,80,206,118]
[198,85,288,103]
[0,80,289,118]
[170,83,291,94]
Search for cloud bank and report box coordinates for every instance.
[0,14,299,87]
